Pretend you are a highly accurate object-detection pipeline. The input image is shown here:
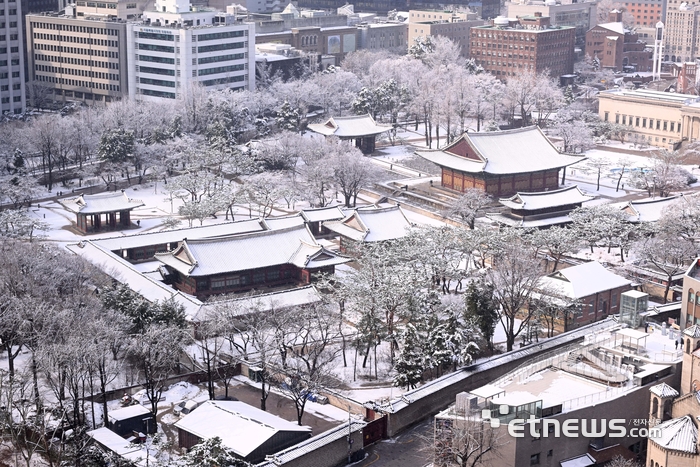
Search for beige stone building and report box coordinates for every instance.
[506,0,596,45]
[25,11,128,104]
[408,9,484,57]
[597,88,700,149]
[664,1,700,63]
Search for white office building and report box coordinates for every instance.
[126,0,254,101]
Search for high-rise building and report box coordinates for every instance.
[469,14,575,79]
[25,8,128,104]
[126,0,255,101]
[663,0,700,63]
[1,0,26,114]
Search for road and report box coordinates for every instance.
[357,418,433,467]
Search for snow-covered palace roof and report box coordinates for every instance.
[538,260,631,299]
[415,126,585,175]
[300,205,346,223]
[155,224,349,277]
[306,114,391,138]
[60,190,145,214]
[323,205,413,242]
[499,186,594,211]
[174,401,311,458]
[613,195,685,223]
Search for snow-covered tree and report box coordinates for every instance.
[634,234,697,303]
[630,150,693,198]
[528,226,582,272]
[393,324,424,389]
[444,189,492,229]
[180,437,242,467]
[464,280,499,353]
[329,143,383,207]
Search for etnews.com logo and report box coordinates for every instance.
[482,405,663,439]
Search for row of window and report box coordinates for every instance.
[34,53,119,70]
[140,76,174,87]
[33,33,118,48]
[0,22,17,28]
[0,47,18,53]
[198,53,245,64]
[76,1,118,8]
[0,71,20,78]
[604,112,682,133]
[0,59,19,66]
[140,87,175,99]
[0,34,19,42]
[35,64,119,81]
[31,22,119,35]
[198,63,245,76]
[200,269,293,291]
[198,41,246,53]
[35,74,120,91]
[0,83,20,91]
[0,96,22,103]
[139,54,174,64]
[34,43,119,58]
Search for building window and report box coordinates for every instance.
[642,118,646,127]
[604,112,609,121]
[530,453,540,465]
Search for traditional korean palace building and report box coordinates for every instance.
[415,126,585,197]
[299,205,345,238]
[306,114,391,153]
[613,195,687,223]
[323,205,413,253]
[154,224,349,298]
[59,191,145,234]
[487,185,595,228]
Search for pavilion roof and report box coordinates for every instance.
[324,205,413,242]
[613,195,685,223]
[154,224,349,277]
[415,126,585,175]
[538,260,631,299]
[499,185,594,211]
[651,416,698,453]
[650,382,679,398]
[60,190,145,214]
[307,114,391,138]
[300,205,346,223]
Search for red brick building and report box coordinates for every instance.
[415,126,585,197]
[585,11,653,72]
[469,13,575,79]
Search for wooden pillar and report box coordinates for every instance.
[124,211,130,226]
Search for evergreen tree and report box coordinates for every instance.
[393,324,423,389]
[98,128,135,163]
[180,437,243,467]
[465,280,499,353]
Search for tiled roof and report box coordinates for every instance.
[324,205,413,242]
[684,325,700,338]
[60,191,145,214]
[300,206,346,223]
[155,224,349,277]
[499,185,594,211]
[652,415,698,453]
[538,261,631,299]
[416,126,585,175]
[650,382,679,398]
[307,114,391,138]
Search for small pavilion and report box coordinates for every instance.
[306,114,391,153]
[60,190,144,234]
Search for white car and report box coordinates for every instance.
[173,400,200,416]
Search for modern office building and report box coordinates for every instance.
[25,8,128,104]
[469,14,575,78]
[126,0,255,101]
[1,0,26,114]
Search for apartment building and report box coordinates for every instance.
[126,0,254,101]
[25,9,127,104]
[469,14,575,79]
[408,9,483,57]
[506,0,596,45]
[1,0,26,114]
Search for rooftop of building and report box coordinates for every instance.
[599,88,700,104]
[439,322,680,420]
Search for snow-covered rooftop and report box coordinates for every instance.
[416,126,585,175]
[650,382,679,398]
[595,21,625,35]
[88,427,141,457]
[613,195,683,223]
[485,212,573,228]
[560,453,595,467]
[307,114,391,138]
[539,261,631,299]
[263,214,306,230]
[683,324,700,338]
[93,218,267,252]
[108,404,151,422]
[155,224,349,277]
[498,186,594,211]
[323,205,413,242]
[300,205,346,223]
[174,401,311,458]
[599,88,700,105]
[60,191,145,214]
[652,416,698,453]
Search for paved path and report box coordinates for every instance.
[357,418,432,467]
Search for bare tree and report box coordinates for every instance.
[444,189,492,229]
[630,150,691,198]
[634,234,697,303]
[433,413,506,467]
[329,142,383,207]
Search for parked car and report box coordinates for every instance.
[173,400,200,416]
